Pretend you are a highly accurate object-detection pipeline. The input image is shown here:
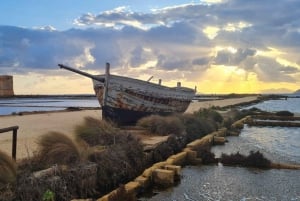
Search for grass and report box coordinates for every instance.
[136,115,184,136]
[75,117,119,146]
[37,132,82,166]
[137,108,223,140]
[5,106,266,200]
[89,136,146,194]
[0,150,16,188]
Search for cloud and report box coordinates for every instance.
[0,0,300,90]
[213,48,256,66]
[244,56,299,83]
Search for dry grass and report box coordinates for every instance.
[136,115,184,136]
[194,108,223,124]
[37,132,82,167]
[75,117,119,146]
[0,150,16,188]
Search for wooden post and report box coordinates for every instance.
[12,128,18,160]
[0,126,19,160]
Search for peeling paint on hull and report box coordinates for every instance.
[59,63,195,125]
[93,73,195,124]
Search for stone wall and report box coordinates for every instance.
[0,75,14,97]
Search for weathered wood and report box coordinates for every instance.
[0,126,19,160]
[0,126,19,133]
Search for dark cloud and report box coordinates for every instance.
[192,57,211,66]
[129,46,151,67]
[213,48,256,66]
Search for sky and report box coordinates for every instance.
[0,0,300,95]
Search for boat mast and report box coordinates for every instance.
[103,62,110,107]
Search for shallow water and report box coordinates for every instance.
[243,97,300,114]
[212,126,300,164]
[0,97,99,115]
[141,165,300,201]
[141,126,300,201]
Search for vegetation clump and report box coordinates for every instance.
[75,117,119,146]
[1,106,263,200]
[194,146,218,164]
[136,115,184,136]
[89,135,146,193]
[220,151,271,168]
[275,110,294,117]
[37,132,82,167]
[0,150,16,188]
[0,150,17,201]
[137,108,226,143]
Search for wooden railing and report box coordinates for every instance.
[0,126,19,160]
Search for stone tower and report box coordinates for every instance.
[0,75,14,97]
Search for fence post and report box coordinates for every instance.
[12,128,18,160]
[0,126,19,160]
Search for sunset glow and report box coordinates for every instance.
[0,0,299,95]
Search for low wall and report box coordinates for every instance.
[96,128,228,201]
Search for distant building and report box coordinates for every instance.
[0,75,14,97]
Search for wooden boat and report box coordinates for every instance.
[59,63,196,124]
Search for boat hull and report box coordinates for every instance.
[93,74,195,125]
[102,105,171,125]
[59,63,195,125]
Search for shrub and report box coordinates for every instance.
[137,115,184,136]
[222,117,234,129]
[275,110,294,117]
[88,134,146,194]
[179,114,207,142]
[0,150,16,188]
[220,151,271,168]
[220,152,246,166]
[15,169,72,201]
[75,117,119,146]
[244,151,271,168]
[37,132,82,167]
[194,146,218,164]
[194,108,223,124]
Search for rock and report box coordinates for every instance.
[213,136,226,145]
[152,169,175,187]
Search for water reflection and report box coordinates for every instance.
[141,165,300,201]
[141,126,300,201]
[243,97,300,114]
[212,126,300,164]
[0,97,99,115]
